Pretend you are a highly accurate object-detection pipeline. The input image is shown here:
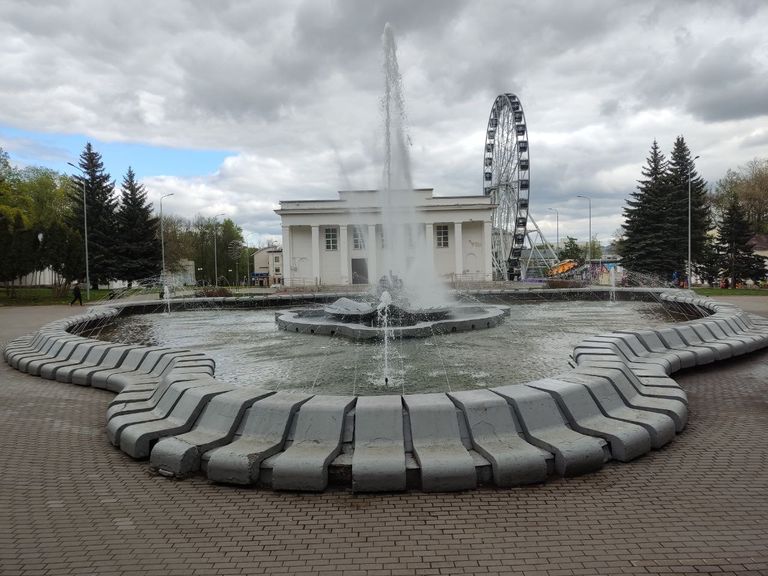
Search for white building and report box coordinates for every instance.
[275,188,495,287]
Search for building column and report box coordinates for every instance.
[483,220,493,281]
[454,221,463,277]
[281,225,292,287]
[311,225,320,285]
[368,224,377,283]
[339,224,349,285]
[425,223,435,277]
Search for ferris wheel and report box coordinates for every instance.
[483,93,530,280]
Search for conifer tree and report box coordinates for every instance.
[666,136,708,279]
[557,236,585,264]
[68,143,118,289]
[620,140,673,276]
[718,194,765,287]
[115,167,161,285]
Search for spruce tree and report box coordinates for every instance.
[68,143,118,289]
[620,140,673,277]
[718,194,765,287]
[115,167,161,285]
[666,136,708,280]
[557,236,585,264]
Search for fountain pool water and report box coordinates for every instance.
[99,298,679,396]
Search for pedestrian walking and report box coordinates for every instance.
[70,283,83,306]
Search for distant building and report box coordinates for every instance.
[252,246,283,286]
[275,188,494,287]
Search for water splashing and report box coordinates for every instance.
[377,290,392,385]
[378,23,449,310]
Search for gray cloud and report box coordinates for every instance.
[0,0,766,245]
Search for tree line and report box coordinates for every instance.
[0,143,251,296]
[618,136,766,287]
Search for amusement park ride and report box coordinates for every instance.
[483,93,574,280]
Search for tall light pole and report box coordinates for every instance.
[548,207,559,250]
[688,155,700,288]
[159,193,174,283]
[213,212,226,287]
[67,162,90,301]
[577,195,592,263]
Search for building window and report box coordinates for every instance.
[436,224,449,248]
[275,267,281,273]
[352,226,365,250]
[274,256,280,264]
[325,227,338,250]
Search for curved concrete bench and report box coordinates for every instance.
[493,383,607,476]
[270,395,356,491]
[403,393,477,492]
[352,395,407,492]
[205,390,312,485]
[150,387,274,477]
[4,288,768,492]
[449,389,550,486]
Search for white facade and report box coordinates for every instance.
[275,188,494,287]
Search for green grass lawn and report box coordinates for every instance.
[0,287,114,306]
[693,287,768,297]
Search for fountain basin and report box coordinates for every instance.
[276,304,508,340]
[7,288,766,493]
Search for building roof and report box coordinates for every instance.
[276,188,495,216]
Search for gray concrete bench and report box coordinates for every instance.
[577,335,677,373]
[37,341,112,380]
[106,375,217,446]
[567,364,687,432]
[13,335,81,372]
[104,352,214,394]
[270,395,356,491]
[402,393,477,492]
[149,387,274,477]
[527,378,652,462]
[558,370,676,449]
[674,324,733,360]
[492,384,607,476]
[54,343,129,383]
[351,395,407,492]
[613,330,696,371]
[21,338,92,375]
[206,391,312,485]
[654,326,716,365]
[71,345,155,387]
[120,382,234,459]
[449,389,549,486]
[92,346,176,391]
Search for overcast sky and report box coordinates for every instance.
[1,0,767,246]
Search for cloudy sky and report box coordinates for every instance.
[1,0,767,246]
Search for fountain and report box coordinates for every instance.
[9,24,768,494]
[274,24,507,351]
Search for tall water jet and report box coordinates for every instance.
[377,23,449,309]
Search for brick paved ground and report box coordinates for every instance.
[0,304,766,576]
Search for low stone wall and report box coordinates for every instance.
[4,288,767,492]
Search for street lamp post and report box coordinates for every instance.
[577,195,592,263]
[213,213,226,287]
[548,207,559,250]
[67,162,90,302]
[160,193,174,284]
[688,155,700,288]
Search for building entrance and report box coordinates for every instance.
[351,258,368,284]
